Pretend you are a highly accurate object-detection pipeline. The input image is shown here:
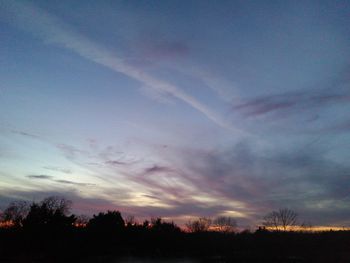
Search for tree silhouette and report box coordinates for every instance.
[186,217,212,233]
[23,196,75,231]
[0,196,349,262]
[263,211,279,230]
[263,208,298,231]
[0,200,29,228]
[150,217,181,233]
[213,216,237,233]
[75,214,90,227]
[41,196,72,215]
[142,219,150,229]
[125,215,137,228]
[87,210,125,233]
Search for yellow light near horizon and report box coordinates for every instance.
[264,225,350,232]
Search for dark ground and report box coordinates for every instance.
[1,228,350,263]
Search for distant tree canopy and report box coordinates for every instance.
[186,217,212,233]
[185,216,238,233]
[0,197,75,230]
[0,197,183,234]
[87,210,125,232]
[1,197,312,235]
[263,208,298,231]
[150,217,181,233]
[23,196,75,231]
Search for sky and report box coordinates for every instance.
[0,0,350,227]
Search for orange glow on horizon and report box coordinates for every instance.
[0,221,15,228]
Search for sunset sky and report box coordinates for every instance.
[0,0,350,227]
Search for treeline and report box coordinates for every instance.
[0,196,349,262]
[0,196,237,233]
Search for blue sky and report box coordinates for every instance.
[0,0,350,227]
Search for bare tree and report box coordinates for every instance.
[125,215,137,227]
[0,201,29,227]
[300,221,313,232]
[186,217,212,233]
[263,211,280,230]
[213,216,237,233]
[263,208,298,231]
[41,196,72,215]
[279,208,297,231]
[75,215,90,227]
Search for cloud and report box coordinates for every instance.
[11,130,40,139]
[54,179,95,187]
[233,88,350,117]
[56,143,85,159]
[27,174,95,187]
[1,1,237,131]
[171,141,350,225]
[105,160,127,165]
[8,137,350,226]
[10,128,350,226]
[0,189,116,215]
[43,166,72,174]
[100,140,348,225]
[142,194,161,200]
[321,120,350,133]
[27,174,52,179]
[138,40,190,59]
[144,165,174,174]
[0,188,243,226]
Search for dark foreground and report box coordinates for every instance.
[1,228,350,263]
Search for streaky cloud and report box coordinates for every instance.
[233,88,350,117]
[138,39,190,59]
[54,179,95,187]
[144,165,174,174]
[105,160,127,165]
[27,174,95,187]
[27,174,53,179]
[11,130,40,139]
[1,1,239,132]
[43,166,72,174]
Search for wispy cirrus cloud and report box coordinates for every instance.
[174,142,350,225]
[105,160,127,165]
[320,120,350,133]
[56,144,86,160]
[144,165,174,174]
[27,174,95,187]
[55,179,95,187]
[233,88,350,117]
[10,136,350,226]
[43,166,72,174]
[137,39,190,59]
[27,174,53,179]
[11,130,40,139]
[1,1,237,131]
